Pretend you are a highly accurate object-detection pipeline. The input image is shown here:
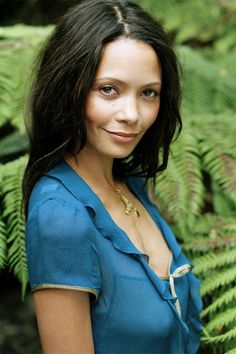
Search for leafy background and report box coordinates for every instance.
[0,0,236,353]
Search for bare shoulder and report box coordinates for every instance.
[33,289,95,354]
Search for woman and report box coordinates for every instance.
[23,0,202,353]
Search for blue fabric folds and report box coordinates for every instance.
[26,197,101,300]
[26,159,202,354]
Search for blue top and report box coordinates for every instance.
[26,159,202,354]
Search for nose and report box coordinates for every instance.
[115,96,140,124]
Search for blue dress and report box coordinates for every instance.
[26,159,202,354]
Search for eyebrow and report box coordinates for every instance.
[95,77,162,86]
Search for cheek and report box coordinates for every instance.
[85,98,108,125]
[143,104,160,129]
[85,92,101,122]
[85,100,96,124]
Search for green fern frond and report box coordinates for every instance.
[0,52,13,126]
[0,131,29,159]
[202,287,236,318]
[0,45,38,132]
[203,326,236,344]
[0,25,54,132]
[213,186,236,217]
[155,152,186,224]
[1,155,28,298]
[178,47,236,115]
[214,49,236,77]
[202,150,236,206]
[215,24,236,53]
[0,24,53,44]
[140,0,236,48]
[198,119,236,205]
[155,125,204,238]
[201,266,236,297]
[206,307,236,332]
[225,347,236,354]
[194,248,236,273]
[0,165,8,269]
[0,216,7,269]
[184,235,236,255]
[188,213,232,237]
[8,48,36,132]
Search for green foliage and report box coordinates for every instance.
[0,216,7,270]
[0,25,53,160]
[154,123,204,237]
[0,156,28,299]
[0,2,236,352]
[154,112,236,352]
[0,166,7,269]
[0,24,53,42]
[139,0,236,52]
[178,46,236,115]
[0,41,37,132]
[0,131,29,159]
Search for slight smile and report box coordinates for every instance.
[104,130,138,143]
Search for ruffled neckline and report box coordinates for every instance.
[46,159,201,343]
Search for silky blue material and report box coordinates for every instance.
[26,159,202,354]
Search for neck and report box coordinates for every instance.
[65,146,140,218]
[67,146,116,188]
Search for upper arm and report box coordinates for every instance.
[26,198,101,300]
[26,197,102,352]
[34,288,94,354]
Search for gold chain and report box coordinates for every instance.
[65,156,140,217]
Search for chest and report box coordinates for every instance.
[106,201,172,278]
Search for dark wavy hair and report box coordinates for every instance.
[23,0,182,215]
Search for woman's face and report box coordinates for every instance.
[84,37,162,160]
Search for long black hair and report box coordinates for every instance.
[23,0,182,215]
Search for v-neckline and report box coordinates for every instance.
[45,159,195,334]
[64,158,174,281]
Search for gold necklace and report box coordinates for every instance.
[115,188,140,217]
[66,156,140,217]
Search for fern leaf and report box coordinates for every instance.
[179,47,236,115]
[194,247,236,273]
[203,327,236,344]
[0,216,7,269]
[202,287,236,317]
[225,348,236,354]
[8,47,36,132]
[201,266,236,296]
[0,131,29,159]
[186,236,236,255]
[213,186,236,217]
[1,156,28,298]
[206,307,236,332]
[0,53,13,126]
[0,26,54,132]
[155,125,204,239]
[200,126,236,205]
[0,24,53,43]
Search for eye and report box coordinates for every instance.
[100,86,118,96]
[142,89,160,98]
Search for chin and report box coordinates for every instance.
[107,146,137,159]
[107,152,132,159]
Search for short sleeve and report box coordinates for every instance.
[26,197,101,302]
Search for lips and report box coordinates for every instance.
[104,130,138,143]
[105,130,138,137]
[109,131,137,137]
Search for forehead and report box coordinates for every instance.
[95,37,162,85]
